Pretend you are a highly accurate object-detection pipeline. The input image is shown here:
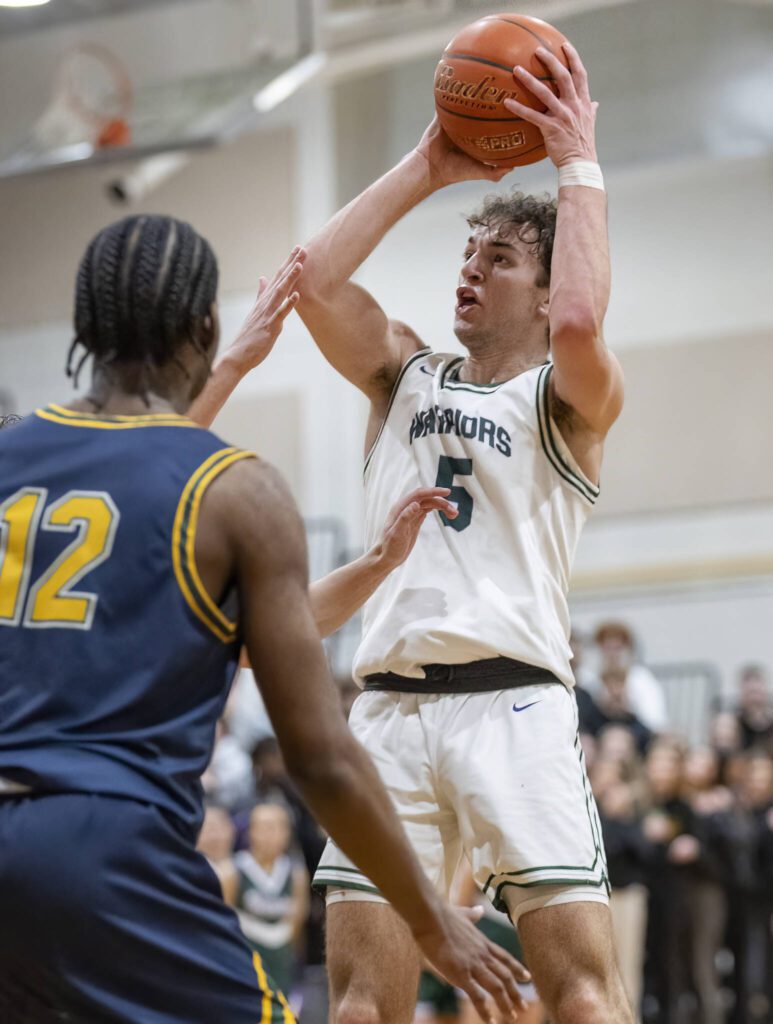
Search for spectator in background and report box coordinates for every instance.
[714,752,773,1024]
[241,737,328,987]
[201,719,254,813]
[681,747,732,1024]
[735,665,773,752]
[593,622,669,733]
[233,803,309,999]
[593,756,649,1022]
[578,667,653,754]
[197,804,239,905]
[640,740,695,1024]
[711,709,743,760]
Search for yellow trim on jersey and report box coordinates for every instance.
[252,951,274,1024]
[36,404,197,430]
[171,447,255,644]
[279,989,295,1024]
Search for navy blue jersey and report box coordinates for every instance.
[0,404,255,831]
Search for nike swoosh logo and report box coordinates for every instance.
[419,364,434,375]
[512,700,541,713]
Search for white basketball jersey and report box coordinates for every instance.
[353,349,600,689]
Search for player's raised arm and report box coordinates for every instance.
[504,42,623,435]
[297,120,509,406]
[206,460,529,1021]
[189,247,305,428]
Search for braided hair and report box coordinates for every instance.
[68,215,219,392]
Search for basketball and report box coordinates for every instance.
[434,13,571,168]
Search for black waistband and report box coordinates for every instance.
[363,657,561,694]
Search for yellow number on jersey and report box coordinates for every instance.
[0,489,120,630]
[0,488,46,624]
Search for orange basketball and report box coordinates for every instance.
[434,13,570,168]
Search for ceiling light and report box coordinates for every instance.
[0,1,52,7]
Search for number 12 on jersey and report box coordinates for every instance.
[0,487,119,630]
[435,456,473,532]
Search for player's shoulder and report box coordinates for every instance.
[202,452,282,510]
[202,454,306,559]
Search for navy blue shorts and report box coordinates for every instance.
[0,793,294,1024]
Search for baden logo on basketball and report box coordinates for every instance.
[434,65,519,110]
[433,12,571,168]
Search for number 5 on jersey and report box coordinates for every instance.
[435,456,473,532]
[0,488,119,630]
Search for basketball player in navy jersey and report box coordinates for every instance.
[200,43,631,1024]
[0,216,527,1024]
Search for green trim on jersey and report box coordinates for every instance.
[444,365,505,393]
[535,364,599,505]
[312,863,382,897]
[363,347,432,475]
[439,357,465,388]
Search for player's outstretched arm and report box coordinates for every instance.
[297,121,509,406]
[210,460,529,1022]
[309,486,457,637]
[188,247,305,429]
[504,43,623,435]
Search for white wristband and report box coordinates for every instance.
[558,160,605,192]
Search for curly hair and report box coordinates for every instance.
[68,215,219,392]
[466,190,557,286]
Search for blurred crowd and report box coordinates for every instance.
[198,626,773,1024]
[574,623,773,1024]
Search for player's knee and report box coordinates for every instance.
[333,996,385,1024]
[553,976,632,1024]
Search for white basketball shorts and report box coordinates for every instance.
[313,681,609,923]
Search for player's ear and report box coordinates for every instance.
[204,302,220,353]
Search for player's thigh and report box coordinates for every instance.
[516,900,632,1023]
[326,900,422,1024]
[315,690,462,900]
[442,684,607,906]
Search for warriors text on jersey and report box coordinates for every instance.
[354,350,600,688]
[0,405,253,830]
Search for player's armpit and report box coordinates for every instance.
[550,339,624,437]
[298,282,424,406]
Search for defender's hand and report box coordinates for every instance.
[223,247,306,374]
[377,487,458,571]
[415,117,511,189]
[413,903,531,1022]
[503,42,598,168]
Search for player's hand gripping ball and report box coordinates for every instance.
[434,13,570,167]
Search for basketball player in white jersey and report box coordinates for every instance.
[203,43,630,1024]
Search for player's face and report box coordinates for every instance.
[249,805,291,860]
[197,807,235,861]
[454,225,548,350]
